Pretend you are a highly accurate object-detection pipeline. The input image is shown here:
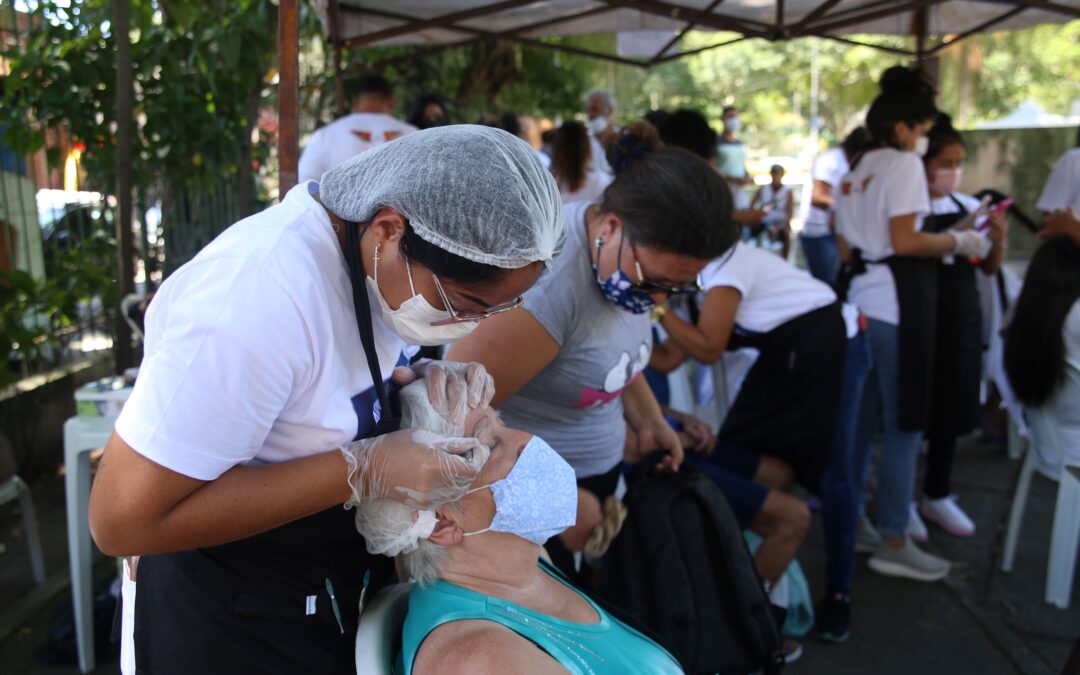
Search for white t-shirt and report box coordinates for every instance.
[930,192,990,266]
[800,148,849,237]
[836,147,931,325]
[588,134,613,175]
[1037,147,1080,215]
[298,113,417,183]
[758,184,792,226]
[700,242,837,334]
[558,171,613,206]
[115,182,412,480]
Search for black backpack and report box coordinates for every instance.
[597,455,785,675]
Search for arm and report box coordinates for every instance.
[621,374,683,471]
[837,233,851,262]
[659,286,741,364]
[648,337,688,374]
[811,179,835,211]
[750,187,764,210]
[446,307,559,407]
[1039,208,1080,246]
[89,432,351,556]
[981,212,1008,275]
[889,213,957,257]
[785,190,795,226]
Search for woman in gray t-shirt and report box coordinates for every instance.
[449,122,738,559]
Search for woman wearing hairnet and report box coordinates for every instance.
[448,122,739,571]
[87,126,565,673]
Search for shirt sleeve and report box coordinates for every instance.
[298,129,325,183]
[700,245,752,298]
[522,258,581,347]
[885,153,931,219]
[812,151,839,184]
[1037,152,1078,212]
[114,259,311,480]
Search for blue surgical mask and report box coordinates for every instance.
[593,236,656,314]
[463,436,577,546]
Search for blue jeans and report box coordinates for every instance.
[852,319,925,541]
[820,328,871,594]
[800,233,838,287]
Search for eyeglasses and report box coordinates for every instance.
[428,274,525,326]
[626,241,702,296]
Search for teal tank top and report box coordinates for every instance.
[399,561,683,675]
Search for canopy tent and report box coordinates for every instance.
[276,0,1080,191]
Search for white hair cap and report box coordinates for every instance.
[319,125,566,269]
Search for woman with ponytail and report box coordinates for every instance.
[836,66,987,584]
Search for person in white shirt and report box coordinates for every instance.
[836,66,989,585]
[651,241,871,643]
[1037,131,1080,219]
[717,106,754,210]
[799,128,871,285]
[298,75,417,183]
[915,115,1008,541]
[584,89,616,175]
[550,120,613,205]
[751,164,794,259]
[88,126,565,673]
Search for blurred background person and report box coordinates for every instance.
[717,105,754,210]
[750,163,793,259]
[585,89,616,175]
[549,120,612,205]
[407,93,449,130]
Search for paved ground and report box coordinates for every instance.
[0,434,1076,674]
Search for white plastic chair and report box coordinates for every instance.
[1001,361,1080,608]
[355,582,413,674]
[0,475,46,585]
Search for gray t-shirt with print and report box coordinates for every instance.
[499,202,653,479]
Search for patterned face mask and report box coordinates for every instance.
[593,235,656,314]
[463,435,577,546]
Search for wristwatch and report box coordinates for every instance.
[651,304,670,323]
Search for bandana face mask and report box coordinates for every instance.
[593,235,656,314]
[463,435,577,546]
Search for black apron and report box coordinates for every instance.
[838,245,939,432]
[134,218,400,674]
[922,195,983,437]
[717,302,846,492]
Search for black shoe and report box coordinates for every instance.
[815,592,852,643]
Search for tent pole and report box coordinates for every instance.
[328,0,347,118]
[278,0,299,196]
[114,0,135,371]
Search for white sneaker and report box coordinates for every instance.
[907,503,929,543]
[868,538,951,582]
[921,495,976,537]
[856,517,882,554]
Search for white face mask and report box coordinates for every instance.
[586,115,609,135]
[366,255,479,346]
[725,116,742,133]
[913,136,930,157]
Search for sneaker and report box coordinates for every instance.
[921,495,976,537]
[907,503,929,543]
[814,592,852,643]
[782,639,803,665]
[868,538,951,582]
[855,517,882,554]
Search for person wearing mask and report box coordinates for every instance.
[751,164,794,259]
[836,67,990,582]
[447,123,738,572]
[352,379,684,675]
[550,121,613,205]
[407,94,449,130]
[584,89,617,175]
[88,126,565,673]
[913,115,1008,540]
[298,75,417,183]
[717,105,754,210]
[799,128,872,285]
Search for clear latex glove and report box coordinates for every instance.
[392,360,495,435]
[950,230,993,259]
[341,429,490,509]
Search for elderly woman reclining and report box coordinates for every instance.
[349,379,683,674]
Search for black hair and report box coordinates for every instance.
[550,121,591,193]
[602,123,738,261]
[660,109,718,161]
[865,66,938,149]
[722,106,737,116]
[643,110,671,137]
[1004,236,1080,407]
[841,127,871,158]
[924,113,965,166]
[352,74,394,100]
[398,224,509,285]
[499,113,522,138]
[406,94,448,129]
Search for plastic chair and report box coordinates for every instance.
[63,415,115,674]
[1001,361,1080,608]
[355,582,413,675]
[0,475,46,584]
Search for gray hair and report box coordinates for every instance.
[586,88,616,110]
[350,380,458,586]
